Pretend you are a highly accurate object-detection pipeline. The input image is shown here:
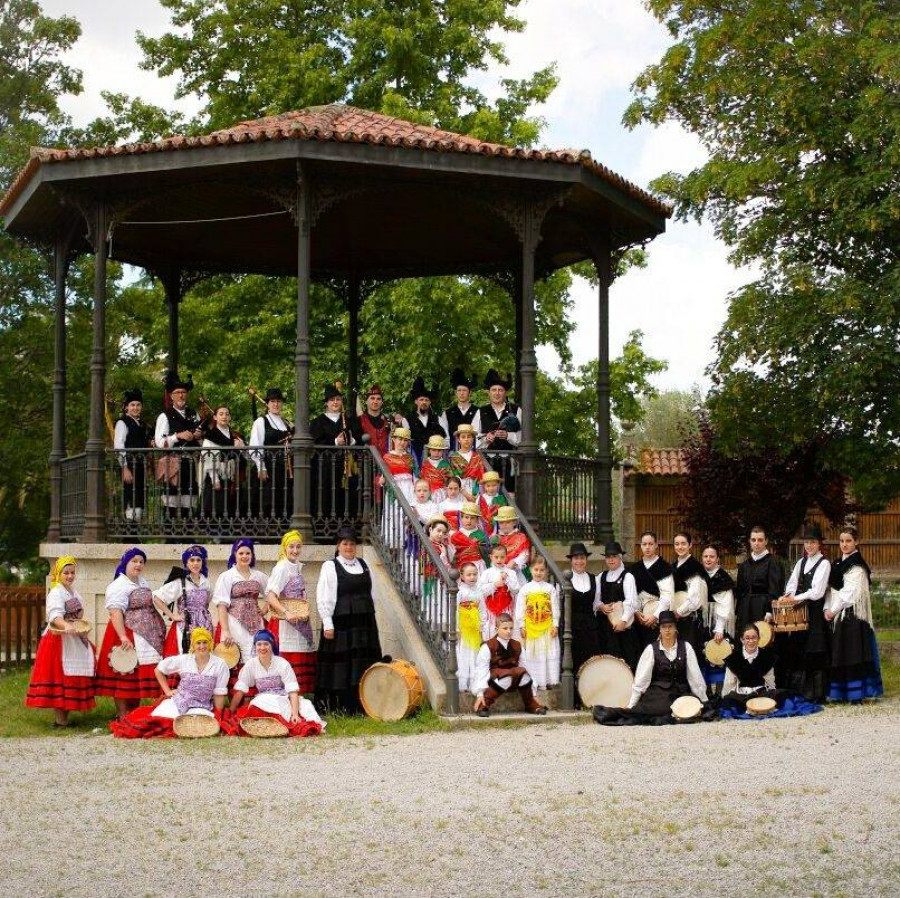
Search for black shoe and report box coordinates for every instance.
[476,708,490,718]
[532,706,547,715]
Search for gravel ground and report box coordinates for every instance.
[1,701,898,898]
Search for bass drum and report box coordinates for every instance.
[359,659,425,721]
[576,655,634,709]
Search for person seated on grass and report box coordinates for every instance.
[472,613,547,718]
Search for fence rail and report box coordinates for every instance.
[60,454,86,539]
[0,587,45,667]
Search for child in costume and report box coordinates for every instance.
[449,502,491,574]
[422,516,452,626]
[265,530,316,693]
[449,423,485,501]
[420,435,451,504]
[514,555,560,689]
[456,562,491,692]
[472,613,547,716]
[26,556,96,725]
[479,543,522,638]
[495,505,532,581]
[477,470,508,536]
[380,426,416,548]
[439,476,465,532]
[412,478,440,525]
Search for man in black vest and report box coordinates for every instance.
[154,372,203,520]
[310,383,360,522]
[443,368,478,450]
[473,369,521,491]
[400,376,446,467]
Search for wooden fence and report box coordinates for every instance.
[632,482,900,573]
[0,587,45,667]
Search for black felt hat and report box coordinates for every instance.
[123,388,143,405]
[450,368,477,390]
[484,369,512,390]
[335,526,358,544]
[164,371,194,393]
[324,384,343,402]
[802,523,824,542]
[408,376,436,402]
[658,610,677,626]
[566,542,592,559]
[603,541,625,556]
[265,387,286,402]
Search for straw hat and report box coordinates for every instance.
[481,471,501,484]
[455,423,476,437]
[460,502,480,518]
[671,695,703,720]
[425,435,448,451]
[240,716,289,738]
[392,427,411,441]
[426,515,450,530]
[213,643,241,669]
[496,506,518,523]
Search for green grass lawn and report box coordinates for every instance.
[0,668,448,739]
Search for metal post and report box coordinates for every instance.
[291,165,314,538]
[47,234,71,542]
[445,568,460,715]
[514,268,523,402]
[560,571,575,710]
[83,203,108,542]
[595,245,614,544]
[516,200,539,522]
[348,273,360,412]
[162,270,182,378]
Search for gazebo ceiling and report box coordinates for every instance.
[1,105,670,278]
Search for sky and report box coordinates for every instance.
[37,0,756,393]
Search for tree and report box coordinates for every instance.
[628,388,702,449]
[625,0,900,506]
[677,415,853,556]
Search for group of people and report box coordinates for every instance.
[113,367,521,523]
[25,528,383,736]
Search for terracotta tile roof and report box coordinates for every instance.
[635,448,688,476]
[1,104,672,217]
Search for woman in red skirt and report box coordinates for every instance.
[95,547,168,719]
[25,556,96,726]
[265,529,316,693]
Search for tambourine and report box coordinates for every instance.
[754,619,774,648]
[703,638,733,667]
[271,599,311,622]
[49,619,92,637]
[213,642,241,669]
[746,696,777,716]
[671,695,703,720]
[606,601,625,628]
[641,599,660,621]
[108,644,138,674]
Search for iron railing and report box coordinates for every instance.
[368,447,461,712]
[97,446,374,542]
[60,453,86,539]
[537,454,602,543]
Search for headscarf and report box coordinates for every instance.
[50,556,77,589]
[181,544,208,577]
[227,538,256,569]
[278,530,303,561]
[252,629,279,655]
[189,626,214,652]
[114,547,147,578]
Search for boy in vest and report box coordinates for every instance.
[472,613,546,717]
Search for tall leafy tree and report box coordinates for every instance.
[626,0,900,506]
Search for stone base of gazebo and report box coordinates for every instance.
[40,543,447,711]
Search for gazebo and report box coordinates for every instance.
[1,104,670,545]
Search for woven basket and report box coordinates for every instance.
[173,714,221,738]
[49,619,92,636]
[271,598,311,621]
[239,716,289,738]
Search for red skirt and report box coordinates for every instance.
[266,618,317,693]
[110,702,225,739]
[162,622,182,657]
[220,703,322,738]
[25,633,96,711]
[95,622,162,700]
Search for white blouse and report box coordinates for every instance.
[594,566,640,624]
[628,641,708,708]
[212,568,269,606]
[46,584,95,677]
[785,553,831,603]
[105,572,152,611]
[316,556,368,632]
[827,560,872,622]
[672,560,709,616]
[153,574,209,606]
[722,649,776,695]
[266,559,304,599]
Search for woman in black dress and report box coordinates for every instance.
[567,542,602,675]
[314,527,382,713]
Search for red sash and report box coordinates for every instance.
[486,584,513,618]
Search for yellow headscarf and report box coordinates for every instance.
[279,530,304,561]
[189,627,214,652]
[50,556,77,588]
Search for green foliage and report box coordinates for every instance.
[627,0,900,504]
[627,388,702,449]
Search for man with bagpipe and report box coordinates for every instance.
[473,369,521,493]
[154,372,203,521]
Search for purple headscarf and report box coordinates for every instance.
[114,547,147,578]
[252,629,279,655]
[227,538,256,569]
[182,544,209,577]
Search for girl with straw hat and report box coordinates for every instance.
[26,556,96,726]
[420,434,451,503]
[448,502,491,574]
[264,530,316,694]
[109,627,229,738]
[448,423,485,502]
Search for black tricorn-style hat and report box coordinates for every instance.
[335,526,358,544]
[603,541,625,556]
[265,387,286,402]
[164,370,194,393]
[801,523,824,542]
[408,375,436,402]
[324,384,343,402]
[484,368,512,390]
[566,542,592,559]
[658,610,677,626]
[450,368,477,390]
[123,388,143,405]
